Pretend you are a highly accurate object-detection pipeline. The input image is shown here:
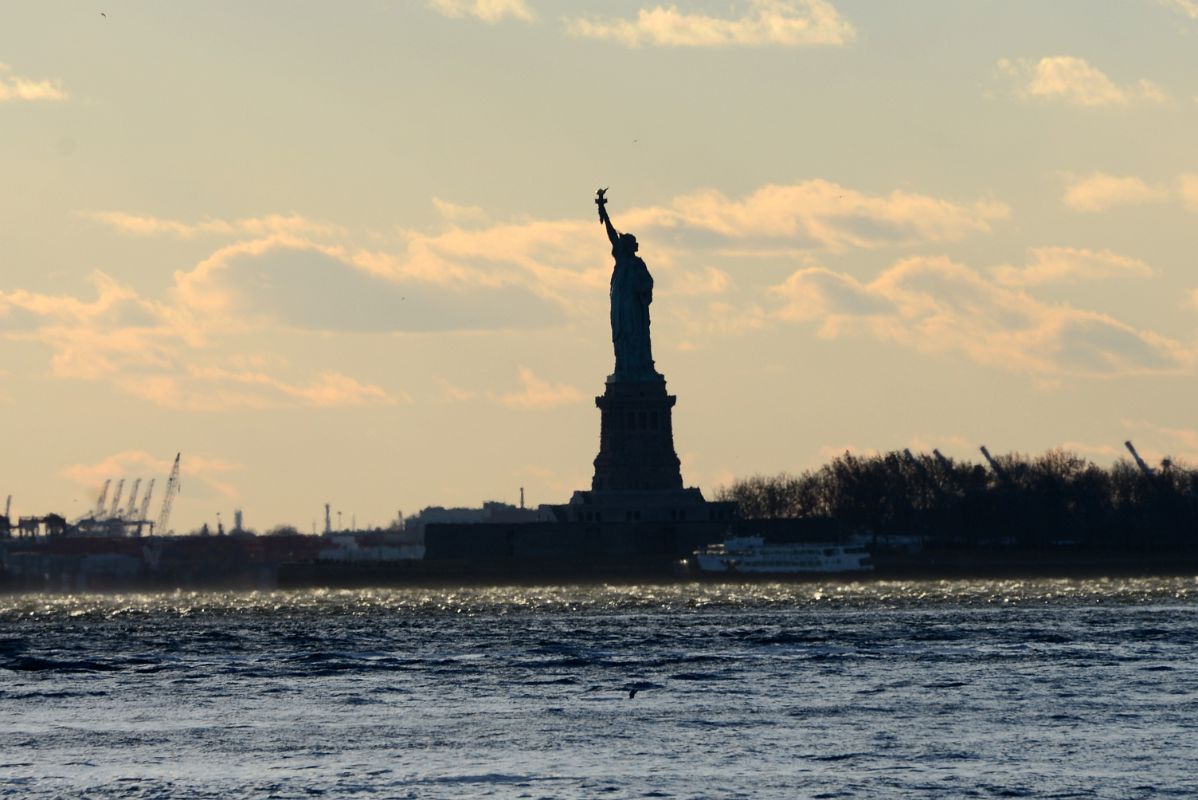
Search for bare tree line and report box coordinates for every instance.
[715,449,1198,550]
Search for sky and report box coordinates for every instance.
[2,0,1197,533]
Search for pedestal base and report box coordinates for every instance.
[591,380,683,492]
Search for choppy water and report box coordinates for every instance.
[3,578,1198,798]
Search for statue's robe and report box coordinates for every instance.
[610,243,655,380]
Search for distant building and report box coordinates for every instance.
[404,501,542,539]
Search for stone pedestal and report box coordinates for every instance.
[590,379,682,492]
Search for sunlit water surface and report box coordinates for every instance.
[3,578,1197,798]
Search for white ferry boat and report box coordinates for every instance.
[692,536,873,575]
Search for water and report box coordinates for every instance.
[2,579,1198,798]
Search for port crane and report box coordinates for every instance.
[124,478,142,519]
[138,478,156,533]
[979,445,1008,482]
[109,479,126,518]
[1124,440,1154,478]
[903,448,934,484]
[156,453,181,535]
[94,479,111,517]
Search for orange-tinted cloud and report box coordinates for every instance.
[1063,173,1169,212]
[124,368,396,412]
[499,367,584,409]
[85,211,345,240]
[62,450,244,503]
[1179,174,1198,211]
[1,267,399,411]
[34,180,1012,409]
[997,56,1167,107]
[427,0,535,23]
[568,0,855,48]
[1163,0,1198,19]
[772,255,1191,378]
[0,63,67,102]
[652,182,1008,252]
[991,247,1153,286]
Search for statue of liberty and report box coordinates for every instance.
[596,189,659,382]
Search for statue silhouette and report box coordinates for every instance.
[596,189,659,381]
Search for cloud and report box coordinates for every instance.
[123,368,395,412]
[991,247,1153,286]
[1,267,400,410]
[62,450,244,504]
[771,255,1191,378]
[352,181,1000,324]
[997,56,1167,107]
[427,0,535,23]
[648,181,1008,252]
[818,444,879,459]
[174,237,565,333]
[1179,174,1198,212]
[433,377,477,403]
[1162,0,1198,19]
[499,367,584,409]
[1055,441,1122,460]
[669,300,768,342]
[0,272,176,381]
[567,0,855,48]
[1061,171,1198,215]
[90,181,1006,324]
[432,198,490,226]
[658,265,734,296]
[0,63,67,102]
[1063,173,1170,212]
[45,181,1013,408]
[85,211,345,240]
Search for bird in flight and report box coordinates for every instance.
[100,11,107,18]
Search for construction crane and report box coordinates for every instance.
[156,453,181,535]
[4,495,11,521]
[109,478,126,518]
[137,479,155,534]
[94,479,112,517]
[1124,440,1154,478]
[979,445,1008,482]
[124,478,142,519]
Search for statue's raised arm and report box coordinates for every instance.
[596,188,619,248]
